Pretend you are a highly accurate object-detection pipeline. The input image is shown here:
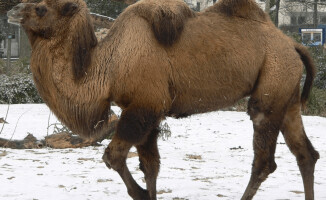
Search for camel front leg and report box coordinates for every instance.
[102,135,150,200]
[136,128,161,200]
[102,105,161,200]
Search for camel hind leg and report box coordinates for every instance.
[241,97,285,200]
[240,58,299,199]
[281,95,319,200]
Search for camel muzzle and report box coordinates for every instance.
[7,3,34,25]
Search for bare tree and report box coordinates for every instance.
[313,0,318,27]
[280,0,326,27]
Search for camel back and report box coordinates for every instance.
[207,0,267,22]
[130,0,267,46]
[131,0,195,46]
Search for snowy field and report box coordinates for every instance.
[0,104,325,200]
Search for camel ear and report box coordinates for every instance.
[61,2,78,16]
[71,14,98,80]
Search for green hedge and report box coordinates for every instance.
[0,74,42,104]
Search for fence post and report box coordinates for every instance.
[6,34,12,74]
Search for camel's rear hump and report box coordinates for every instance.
[207,0,267,22]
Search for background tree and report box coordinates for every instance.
[280,0,326,28]
[85,0,130,18]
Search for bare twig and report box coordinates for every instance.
[46,110,52,147]
[3,107,32,147]
[0,103,10,135]
[47,111,51,136]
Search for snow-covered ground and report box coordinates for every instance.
[0,104,325,200]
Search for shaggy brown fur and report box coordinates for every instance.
[207,0,267,22]
[134,0,195,45]
[8,0,318,199]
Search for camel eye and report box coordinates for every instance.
[61,2,78,16]
[35,6,47,17]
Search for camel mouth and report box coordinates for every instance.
[7,3,27,25]
[7,16,22,26]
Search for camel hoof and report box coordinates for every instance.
[129,188,151,200]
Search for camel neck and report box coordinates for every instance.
[30,39,112,138]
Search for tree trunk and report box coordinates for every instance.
[265,0,271,13]
[274,0,280,27]
[313,0,318,28]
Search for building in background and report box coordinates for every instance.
[256,0,326,28]
[184,0,214,11]
[0,12,31,61]
[2,0,326,60]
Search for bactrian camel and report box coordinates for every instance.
[8,0,319,199]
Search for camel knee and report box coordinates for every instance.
[137,128,161,177]
[138,149,160,175]
[139,157,160,178]
[252,154,277,178]
[252,131,278,179]
[102,138,131,171]
[295,136,320,166]
[282,125,319,165]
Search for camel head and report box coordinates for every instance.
[7,0,112,140]
[8,0,98,79]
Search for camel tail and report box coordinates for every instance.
[134,0,195,46]
[295,44,316,108]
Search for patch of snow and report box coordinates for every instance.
[0,104,325,199]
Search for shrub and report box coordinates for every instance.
[0,73,42,104]
[309,46,326,90]
[0,59,5,74]
[285,33,326,90]
[159,122,172,141]
[304,87,326,117]
[0,57,31,76]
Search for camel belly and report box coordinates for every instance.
[167,73,255,118]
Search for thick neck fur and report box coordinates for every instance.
[29,27,113,139]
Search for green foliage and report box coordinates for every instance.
[285,31,302,43]
[0,59,5,74]
[285,33,326,90]
[85,0,128,18]
[305,87,326,116]
[308,46,326,90]
[0,57,31,75]
[159,122,172,141]
[0,57,42,104]
[0,73,42,104]
[283,33,326,116]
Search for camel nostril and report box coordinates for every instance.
[35,6,47,17]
